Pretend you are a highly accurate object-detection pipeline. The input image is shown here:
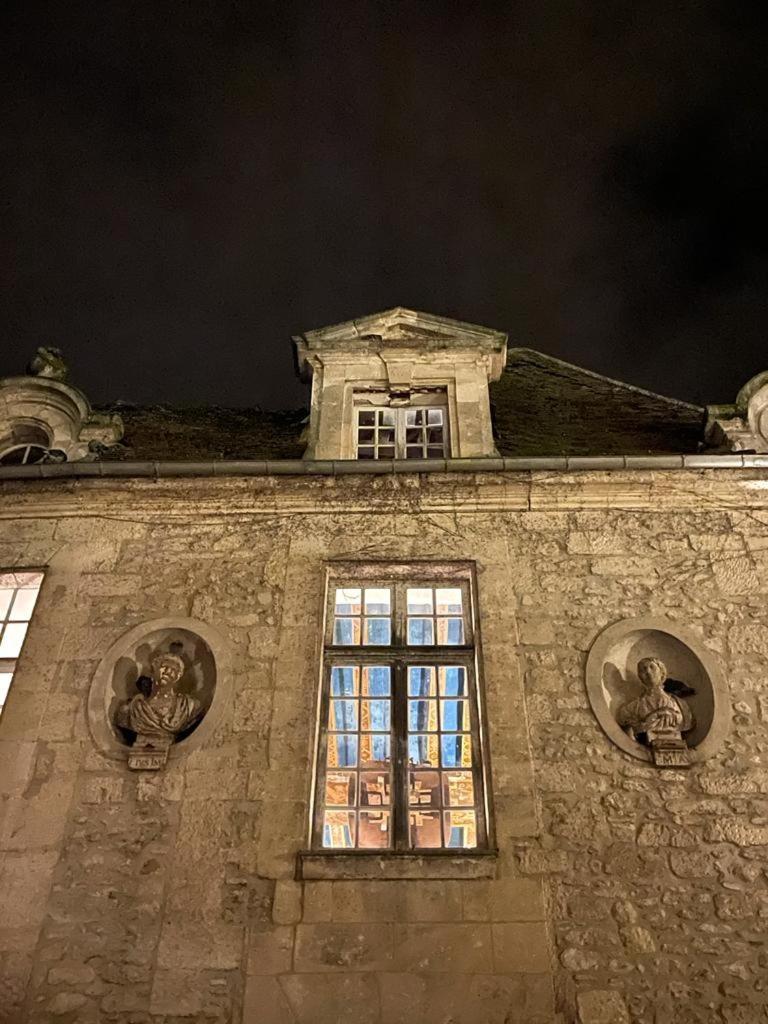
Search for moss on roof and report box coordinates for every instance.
[490,349,706,456]
[97,350,707,461]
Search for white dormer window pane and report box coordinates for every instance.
[0,571,44,716]
[355,403,448,460]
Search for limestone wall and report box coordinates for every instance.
[0,470,765,1024]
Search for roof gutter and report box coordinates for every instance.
[1,454,767,481]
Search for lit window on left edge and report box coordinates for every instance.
[0,571,44,714]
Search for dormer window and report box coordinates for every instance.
[294,308,507,461]
[355,389,449,460]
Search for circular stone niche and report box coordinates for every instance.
[586,616,729,763]
[88,617,230,761]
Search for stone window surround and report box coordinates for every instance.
[87,616,232,763]
[301,559,498,880]
[0,376,123,463]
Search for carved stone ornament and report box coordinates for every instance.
[116,650,204,770]
[616,656,694,767]
[87,618,230,767]
[585,617,729,767]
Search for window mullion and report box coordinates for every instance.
[393,658,409,851]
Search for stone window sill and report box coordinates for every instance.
[297,849,498,881]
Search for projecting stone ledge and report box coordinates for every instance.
[297,849,498,880]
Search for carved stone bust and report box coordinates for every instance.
[616,657,694,767]
[116,650,203,770]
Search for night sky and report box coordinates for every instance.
[2,2,767,410]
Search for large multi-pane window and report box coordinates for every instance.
[354,393,449,460]
[311,566,490,852]
[0,571,44,714]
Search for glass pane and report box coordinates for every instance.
[378,428,395,444]
[410,771,441,808]
[378,447,395,459]
[435,588,462,615]
[0,671,13,706]
[380,409,396,426]
[325,771,356,806]
[361,699,390,731]
[408,734,439,766]
[444,810,477,848]
[440,700,470,731]
[359,810,390,848]
[323,810,355,848]
[441,734,472,768]
[437,617,463,645]
[335,588,362,614]
[439,666,466,697]
[360,772,390,806]
[360,734,391,766]
[358,447,375,460]
[408,618,434,645]
[362,665,390,696]
[334,618,361,645]
[364,618,391,645]
[405,446,423,459]
[410,810,442,848]
[0,622,28,659]
[409,700,438,732]
[331,666,359,696]
[329,700,358,730]
[405,428,422,443]
[443,772,475,807]
[427,427,444,444]
[358,410,376,426]
[408,666,436,696]
[428,409,443,425]
[407,588,433,614]
[328,735,358,768]
[427,446,444,458]
[0,590,13,620]
[358,428,375,443]
[364,588,391,614]
[9,588,40,621]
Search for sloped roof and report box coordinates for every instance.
[490,349,705,456]
[94,349,706,461]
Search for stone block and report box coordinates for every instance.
[149,968,204,1015]
[294,923,393,972]
[280,972,380,1024]
[156,917,243,971]
[492,922,550,974]
[273,880,303,925]
[302,882,332,922]
[242,975,296,1024]
[247,925,294,975]
[378,970,556,1024]
[462,878,545,922]
[0,778,75,852]
[707,820,768,846]
[391,923,491,973]
[576,989,630,1023]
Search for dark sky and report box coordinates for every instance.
[2,1,767,409]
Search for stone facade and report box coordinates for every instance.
[0,466,766,1023]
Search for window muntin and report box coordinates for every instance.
[314,573,488,853]
[355,401,448,460]
[0,571,43,714]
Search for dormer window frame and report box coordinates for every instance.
[353,387,450,461]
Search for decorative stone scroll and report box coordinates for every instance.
[585,617,729,766]
[87,618,230,767]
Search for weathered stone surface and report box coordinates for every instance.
[0,472,766,1024]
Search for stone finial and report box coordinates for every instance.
[616,657,694,767]
[27,346,68,381]
[115,650,203,770]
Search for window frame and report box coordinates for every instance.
[353,389,450,460]
[0,568,45,715]
[309,562,493,856]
